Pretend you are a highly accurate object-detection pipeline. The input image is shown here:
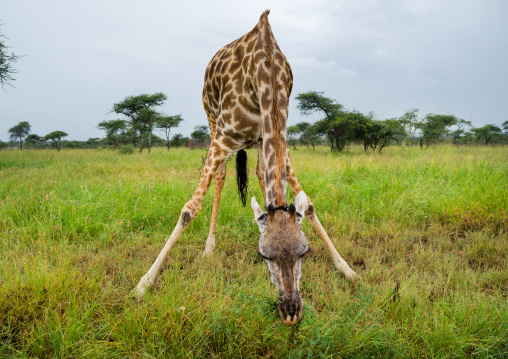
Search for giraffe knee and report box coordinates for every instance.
[305,204,314,217]
[180,210,193,227]
[179,201,202,227]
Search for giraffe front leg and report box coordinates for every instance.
[203,163,226,258]
[285,150,357,282]
[135,140,232,297]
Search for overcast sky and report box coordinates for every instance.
[1,0,507,141]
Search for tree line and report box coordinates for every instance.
[3,92,213,151]
[288,91,508,152]
[4,90,507,152]
[5,121,69,151]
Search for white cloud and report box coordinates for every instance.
[289,56,337,71]
[336,68,359,77]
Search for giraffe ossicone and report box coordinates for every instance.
[135,10,356,325]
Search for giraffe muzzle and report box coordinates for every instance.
[277,292,303,325]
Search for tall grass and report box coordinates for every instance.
[1,145,507,357]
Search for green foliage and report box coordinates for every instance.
[112,93,167,119]
[191,125,210,144]
[286,125,301,149]
[8,121,31,150]
[112,93,168,153]
[118,144,134,154]
[97,119,127,149]
[0,22,21,89]
[43,131,68,151]
[364,118,406,153]
[86,137,101,149]
[417,114,458,147]
[25,134,42,149]
[295,91,344,118]
[449,118,472,145]
[171,133,184,148]
[472,124,503,144]
[399,108,420,146]
[295,92,405,152]
[157,114,183,150]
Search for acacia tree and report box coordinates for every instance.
[112,93,168,153]
[417,114,458,148]
[44,131,68,151]
[157,114,183,150]
[191,125,210,147]
[0,23,21,89]
[286,125,301,150]
[300,123,321,149]
[450,118,472,146]
[171,133,184,148]
[8,121,30,150]
[86,138,101,148]
[364,118,405,153]
[399,108,419,146]
[312,110,370,151]
[294,122,311,147]
[295,91,346,151]
[97,119,127,149]
[472,124,502,144]
[25,134,42,149]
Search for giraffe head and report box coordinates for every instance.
[251,191,310,325]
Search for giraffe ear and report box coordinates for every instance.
[294,191,307,226]
[251,197,267,232]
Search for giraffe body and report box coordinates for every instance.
[135,10,356,325]
[202,9,291,207]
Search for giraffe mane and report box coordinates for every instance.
[260,10,286,207]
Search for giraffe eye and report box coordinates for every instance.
[258,251,271,260]
[301,247,311,258]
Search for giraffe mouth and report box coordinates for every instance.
[277,292,303,325]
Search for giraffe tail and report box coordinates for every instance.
[236,149,249,207]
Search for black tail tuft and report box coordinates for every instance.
[236,149,249,207]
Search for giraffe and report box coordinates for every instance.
[135,10,357,325]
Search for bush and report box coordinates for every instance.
[118,145,134,154]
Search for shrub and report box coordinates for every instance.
[118,145,134,154]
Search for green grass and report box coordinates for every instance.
[1,145,507,358]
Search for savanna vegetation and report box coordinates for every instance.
[0,21,21,90]
[3,90,508,152]
[1,145,507,357]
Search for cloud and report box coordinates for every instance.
[336,68,359,77]
[289,56,337,71]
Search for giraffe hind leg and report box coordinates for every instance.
[203,163,226,258]
[285,150,357,281]
[135,139,234,297]
[256,146,267,203]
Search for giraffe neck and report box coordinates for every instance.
[257,11,288,208]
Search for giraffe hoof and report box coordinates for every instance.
[134,274,152,298]
[346,270,358,282]
[202,242,215,258]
